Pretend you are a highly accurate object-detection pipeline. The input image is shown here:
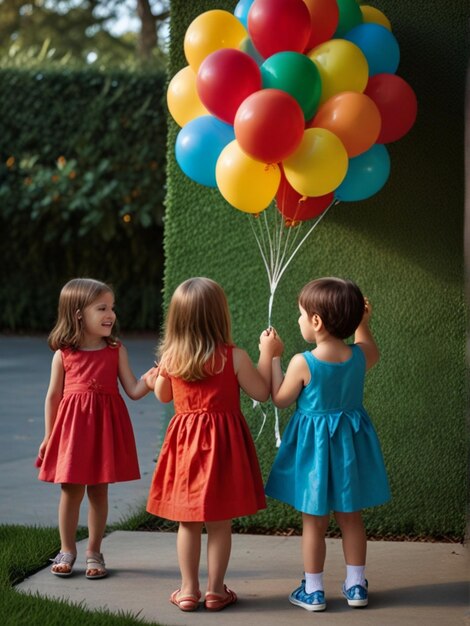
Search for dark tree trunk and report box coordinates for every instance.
[136,0,157,60]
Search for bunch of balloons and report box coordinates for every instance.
[168,0,417,222]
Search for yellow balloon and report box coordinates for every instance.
[167,66,209,127]
[309,40,369,104]
[360,5,392,31]
[216,140,281,213]
[184,10,247,72]
[283,128,348,197]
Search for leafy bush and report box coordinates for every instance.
[0,67,167,331]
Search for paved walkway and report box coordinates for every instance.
[2,335,469,625]
[17,531,469,626]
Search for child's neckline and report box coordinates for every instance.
[309,346,354,366]
[78,344,109,352]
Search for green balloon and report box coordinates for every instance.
[261,52,322,122]
[335,0,363,37]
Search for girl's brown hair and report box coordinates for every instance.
[158,277,233,381]
[48,278,118,351]
[299,277,365,340]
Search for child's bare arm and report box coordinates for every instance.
[234,348,270,402]
[118,344,155,399]
[271,354,307,409]
[154,374,173,403]
[39,351,64,458]
[355,298,380,370]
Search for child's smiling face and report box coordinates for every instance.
[81,291,116,340]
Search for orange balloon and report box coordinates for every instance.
[310,92,381,157]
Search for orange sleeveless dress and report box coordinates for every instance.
[38,343,140,484]
[146,345,266,522]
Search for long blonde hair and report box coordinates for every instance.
[158,277,233,381]
[48,278,118,350]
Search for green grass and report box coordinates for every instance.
[0,524,166,626]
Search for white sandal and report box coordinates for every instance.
[50,551,76,576]
[85,551,107,579]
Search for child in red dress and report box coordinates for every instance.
[37,278,157,579]
[146,277,282,612]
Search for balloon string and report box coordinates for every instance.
[253,399,267,441]
[249,200,338,445]
[262,210,275,278]
[249,216,272,283]
[274,215,303,284]
[275,200,336,287]
[273,204,290,282]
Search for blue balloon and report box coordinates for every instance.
[335,144,391,202]
[239,36,264,66]
[344,23,400,76]
[234,0,255,29]
[175,116,235,188]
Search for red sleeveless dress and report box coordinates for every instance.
[146,345,266,522]
[38,343,140,484]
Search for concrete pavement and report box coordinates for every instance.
[2,335,469,625]
[17,531,469,626]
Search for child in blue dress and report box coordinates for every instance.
[265,277,390,612]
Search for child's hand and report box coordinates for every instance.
[141,365,160,391]
[361,297,373,325]
[260,327,284,357]
[36,438,48,467]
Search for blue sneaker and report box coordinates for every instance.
[289,579,326,612]
[342,579,368,607]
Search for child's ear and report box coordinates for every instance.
[76,309,82,320]
[312,314,322,330]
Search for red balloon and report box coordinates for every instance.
[234,89,305,163]
[248,0,311,59]
[276,168,333,222]
[196,48,262,124]
[303,0,339,50]
[365,73,418,143]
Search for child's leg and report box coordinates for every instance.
[288,513,329,610]
[302,513,330,574]
[334,510,368,595]
[86,484,108,553]
[52,483,85,574]
[58,483,85,554]
[334,511,366,566]
[205,519,232,596]
[177,521,203,596]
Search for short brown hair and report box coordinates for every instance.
[299,277,365,339]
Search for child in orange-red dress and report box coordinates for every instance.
[37,278,157,579]
[146,277,282,612]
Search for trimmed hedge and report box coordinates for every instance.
[163,0,467,538]
[0,67,167,331]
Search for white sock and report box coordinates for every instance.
[345,564,366,589]
[305,571,324,593]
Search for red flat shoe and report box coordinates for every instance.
[170,589,201,612]
[205,585,238,611]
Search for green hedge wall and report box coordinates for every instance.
[164,0,467,538]
[0,68,166,331]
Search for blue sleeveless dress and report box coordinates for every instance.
[265,345,390,515]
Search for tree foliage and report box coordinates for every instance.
[0,67,167,330]
[0,0,169,67]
